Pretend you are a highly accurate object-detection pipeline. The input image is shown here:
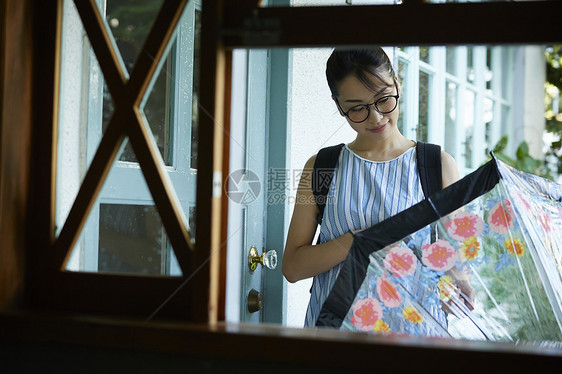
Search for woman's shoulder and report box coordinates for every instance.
[303,154,317,169]
[440,149,460,188]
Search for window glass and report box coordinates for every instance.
[445,81,457,155]
[418,70,430,142]
[66,142,182,276]
[191,10,201,169]
[467,46,475,83]
[103,0,173,165]
[104,0,165,74]
[446,46,456,75]
[58,0,198,275]
[484,97,494,155]
[98,204,175,275]
[57,0,112,235]
[273,0,398,6]
[485,47,493,91]
[397,58,407,134]
[420,46,430,64]
[463,89,475,169]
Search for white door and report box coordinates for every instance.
[226,48,290,324]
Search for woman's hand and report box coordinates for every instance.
[442,267,475,315]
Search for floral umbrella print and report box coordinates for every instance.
[319,158,562,345]
[422,240,458,272]
[350,298,383,332]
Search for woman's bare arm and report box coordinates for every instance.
[282,155,353,283]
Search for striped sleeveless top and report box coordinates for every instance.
[304,144,426,327]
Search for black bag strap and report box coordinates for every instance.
[416,141,443,243]
[416,141,443,198]
[312,143,345,225]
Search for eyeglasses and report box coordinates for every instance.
[337,88,400,124]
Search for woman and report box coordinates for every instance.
[282,48,462,331]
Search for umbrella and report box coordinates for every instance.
[316,157,562,346]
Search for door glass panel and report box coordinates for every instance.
[117,51,174,165]
[65,136,182,276]
[103,0,166,74]
[138,3,199,241]
[102,0,174,165]
[98,203,175,275]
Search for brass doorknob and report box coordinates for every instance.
[247,288,263,313]
[248,246,277,272]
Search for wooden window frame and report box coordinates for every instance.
[27,0,222,322]
[7,0,562,341]
[0,0,560,370]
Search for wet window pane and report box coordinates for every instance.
[104,0,173,165]
[59,0,198,275]
[106,0,165,74]
[99,204,174,275]
[191,10,201,169]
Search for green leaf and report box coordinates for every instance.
[516,141,529,160]
[492,135,509,153]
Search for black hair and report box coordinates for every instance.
[326,48,396,97]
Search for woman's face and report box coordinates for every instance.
[334,73,400,140]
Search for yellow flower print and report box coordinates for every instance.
[505,237,525,258]
[437,275,455,302]
[403,306,423,324]
[460,236,480,261]
[373,319,390,333]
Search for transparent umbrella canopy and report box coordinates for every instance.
[317,158,562,347]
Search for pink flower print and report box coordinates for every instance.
[350,298,383,332]
[538,212,552,234]
[383,246,417,278]
[445,210,484,241]
[488,200,515,234]
[421,239,458,271]
[376,277,402,308]
[513,190,532,212]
